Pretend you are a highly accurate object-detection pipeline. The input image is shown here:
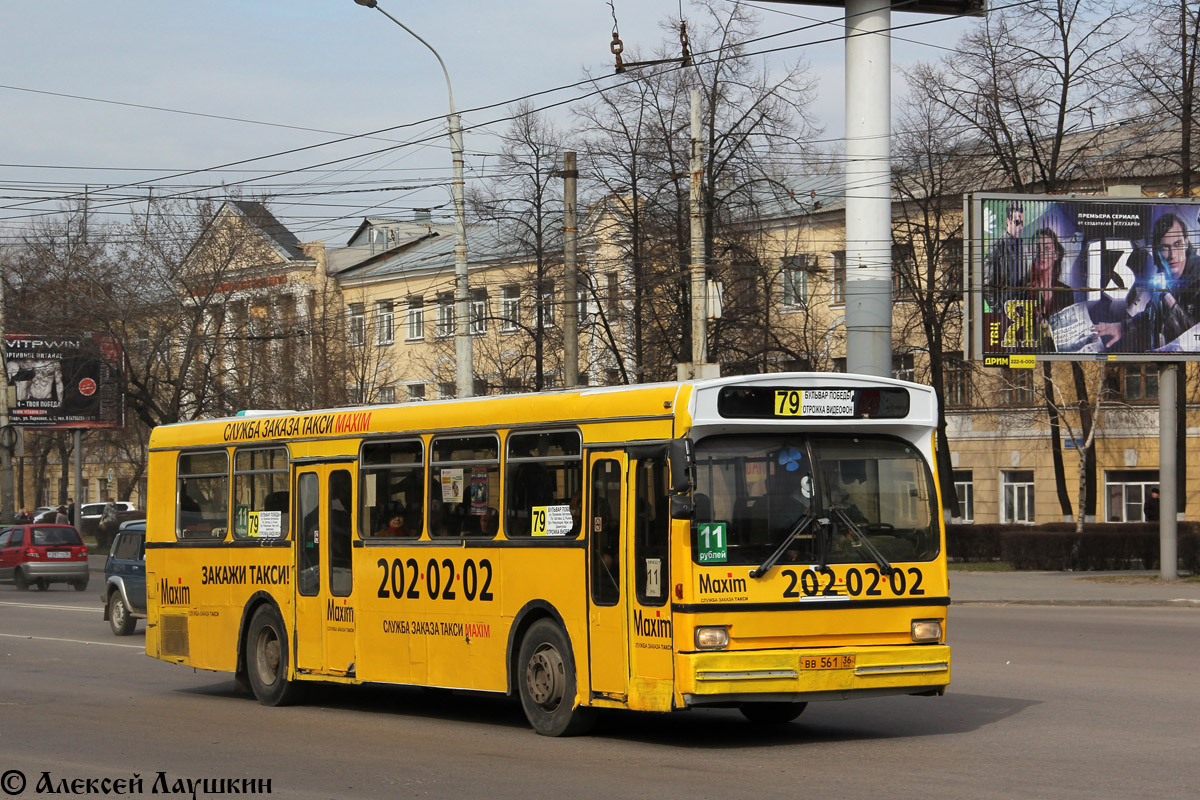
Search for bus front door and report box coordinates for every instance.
[293,464,357,678]
[586,452,628,700]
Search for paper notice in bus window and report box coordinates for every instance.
[469,467,488,514]
[697,522,728,563]
[441,468,464,503]
[532,504,573,536]
[256,511,283,538]
[645,557,662,597]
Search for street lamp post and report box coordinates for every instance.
[353,0,472,397]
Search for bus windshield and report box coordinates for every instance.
[691,434,939,567]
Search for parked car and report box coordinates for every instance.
[31,507,60,523]
[0,524,89,591]
[102,521,146,635]
[79,502,143,547]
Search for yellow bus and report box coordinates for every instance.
[145,373,950,735]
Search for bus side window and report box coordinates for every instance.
[329,470,353,597]
[590,458,622,606]
[634,456,669,605]
[177,450,229,540]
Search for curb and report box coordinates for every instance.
[953,598,1200,608]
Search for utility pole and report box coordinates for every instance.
[843,0,893,378]
[561,152,579,388]
[1160,364,1178,580]
[0,266,14,519]
[690,90,707,370]
[680,89,719,381]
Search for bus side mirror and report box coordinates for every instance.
[668,438,694,520]
[671,495,694,520]
[668,438,693,495]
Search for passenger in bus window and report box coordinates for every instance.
[375,514,406,537]
[478,507,499,536]
[568,490,582,535]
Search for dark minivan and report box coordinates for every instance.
[102,522,146,635]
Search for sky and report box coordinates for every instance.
[0,1,975,246]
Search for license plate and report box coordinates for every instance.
[46,551,71,559]
[801,654,856,670]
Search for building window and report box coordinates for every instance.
[1003,367,1034,406]
[377,385,396,404]
[406,383,425,402]
[831,250,846,305]
[945,354,970,407]
[832,357,846,373]
[501,376,522,393]
[1106,364,1158,402]
[943,237,963,298]
[893,243,916,300]
[952,470,974,523]
[406,297,424,341]
[438,382,455,400]
[782,255,814,308]
[605,272,619,317]
[473,378,490,396]
[347,303,365,347]
[1001,469,1036,524]
[539,282,556,328]
[500,285,520,333]
[470,289,487,336]
[1104,469,1158,522]
[436,293,454,338]
[375,300,394,345]
[892,353,915,383]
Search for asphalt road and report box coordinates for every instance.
[1,586,1198,800]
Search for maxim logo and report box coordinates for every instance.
[698,574,747,594]
[159,579,191,606]
[327,600,355,624]
[633,609,671,639]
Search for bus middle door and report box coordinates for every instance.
[293,463,357,678]
[586,452,628,701]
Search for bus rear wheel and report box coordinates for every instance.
[517,619,593,736]
[246,604,300,706]
[739,702,807,724]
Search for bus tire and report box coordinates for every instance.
[739,702,807,724]
[516,619,593,736]
[246,604,300,707]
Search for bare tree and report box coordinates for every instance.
[909,0,1131,520]
[577,0,819,382]
[1121,0,1200,194]
[892,83,977,519]
[469,103,566,391]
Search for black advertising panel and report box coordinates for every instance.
[5,334,124,428]
[966,195,1200,363]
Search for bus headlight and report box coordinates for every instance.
[695,626,729,650]
[911,619,943,642]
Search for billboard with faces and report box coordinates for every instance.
[965,194,1200,362]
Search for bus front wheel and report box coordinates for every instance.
[739,702,807,724]
[517,620,593,736]
[246,605,300,706]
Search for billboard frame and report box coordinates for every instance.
[964,192,1200,364]
[5,334,125,430]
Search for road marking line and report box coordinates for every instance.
[0,601,102,613]
[0,633,142,649]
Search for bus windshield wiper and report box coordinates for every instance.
[831,507,894,575]
[750,511,818,578]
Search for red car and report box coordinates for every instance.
[0,524,89,591]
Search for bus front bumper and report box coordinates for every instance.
[677,644,951,707]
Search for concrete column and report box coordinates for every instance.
[844,0,892,378]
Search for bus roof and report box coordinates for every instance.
[148,373,936,451]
